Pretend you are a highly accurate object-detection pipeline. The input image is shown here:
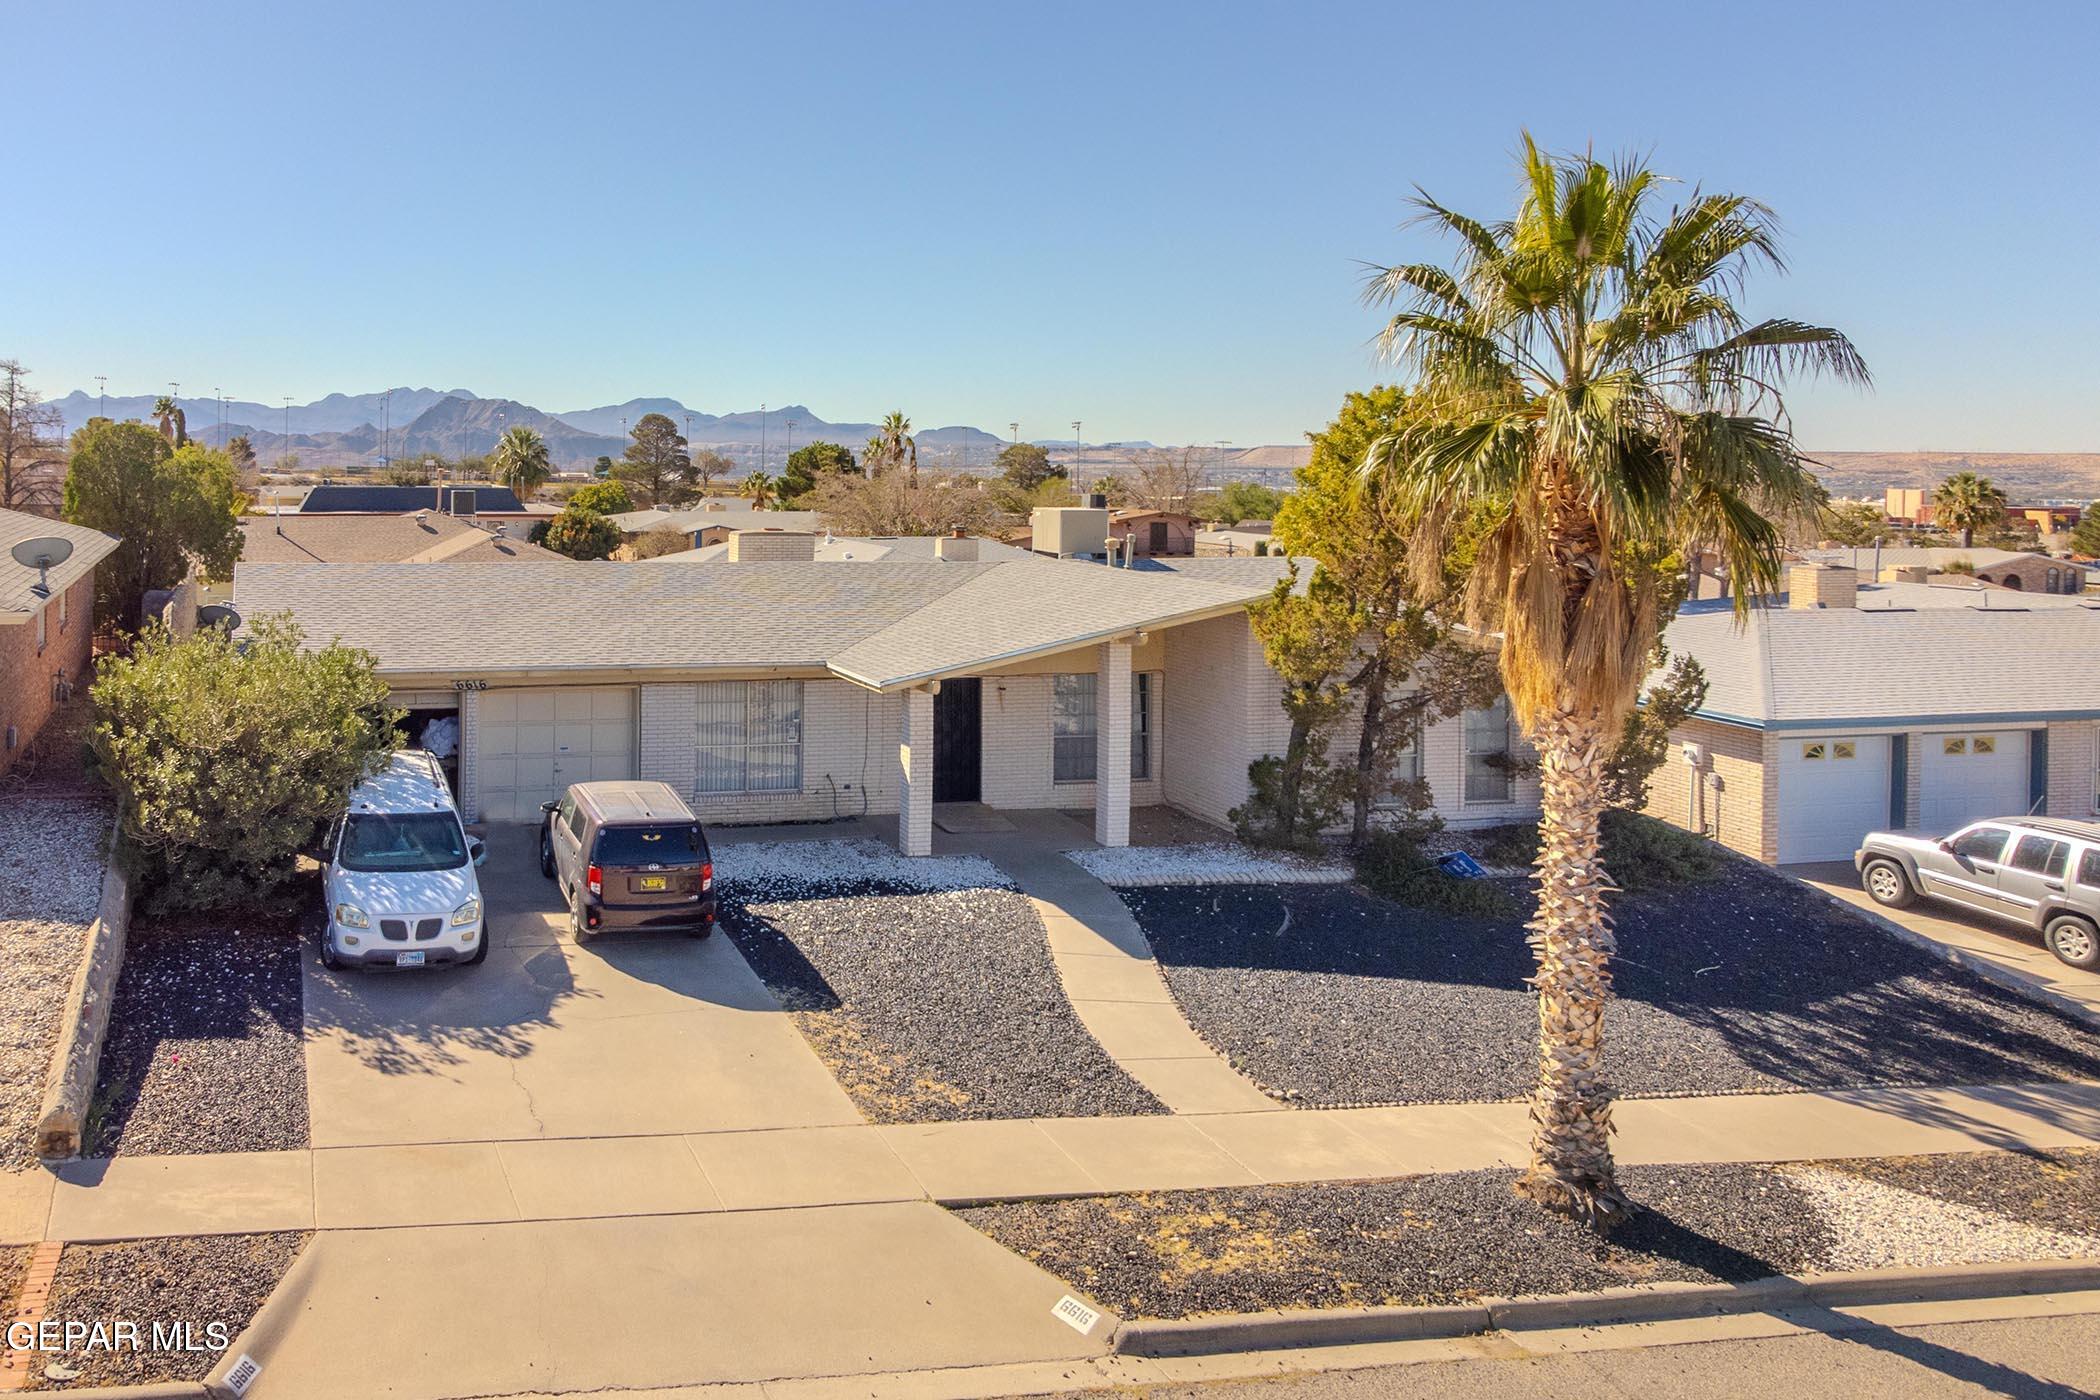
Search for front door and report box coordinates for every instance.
[933,679,982,803]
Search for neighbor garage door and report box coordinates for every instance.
[1920,730,2031,835]
[1776,733,1892,863]
[476,687,637,822]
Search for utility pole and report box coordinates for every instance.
[1072,421,1082,488]
[382,388,393,469]
[282,396,292,468]
[759,403,767,479]
[95,376,106,418]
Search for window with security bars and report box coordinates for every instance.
[1462,698,1515,804]
[1053,673,1153,782]
[695,680,804,793]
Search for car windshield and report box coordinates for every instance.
[593,824,704,866]
[338,812,468,872]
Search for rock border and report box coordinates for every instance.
[1112,1256,2100,1356]
[35,840,130,1161]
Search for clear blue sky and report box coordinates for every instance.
[10,0,2096,449]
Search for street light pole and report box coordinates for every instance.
[759,403,767,479]
[282,396,292,469]
[1072,421,1082,495]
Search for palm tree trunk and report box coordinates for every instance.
[1516,700,1631,1229]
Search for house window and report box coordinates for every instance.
[1462,699,1514,804]
[1052,673,1152,783]
[2047,567,2061,593]
[1832,741,1857,760]
[1373,719,1425,810]
[1974,734,1997,755]
[695,680,803,793]
[1801,742,1826,761]
[1943,736,1968,756]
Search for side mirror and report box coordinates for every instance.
[470,837,488,867]
[539,801,560,815]
[1937,841,1955,854]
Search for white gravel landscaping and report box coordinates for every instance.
[1064,842,1353,887]
[0,796,112,1171]
[715,839,1010,898]
[1780,1165,2100,1272]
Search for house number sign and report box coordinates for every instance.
[452,679,489,691]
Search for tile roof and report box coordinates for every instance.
[235,556,1274,689]
[1,508,121,620]
[1660,597,2100,728]
[298,484,526,514]
[237,515,560,565]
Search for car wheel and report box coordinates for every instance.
[318,926,344,971]
[2044,914,2100,971]
[464,930,490,966]
[686,923,713,939]
[539,829,556,879]
[1862,859,1916,909]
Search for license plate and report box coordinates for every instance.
[636,875,667,892]
[396,951,426,968]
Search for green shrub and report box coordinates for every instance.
[542,506,621,560]
[1354,830,1517,918]
[1602,809,1723,891]
[1232,752,1346,855]
[88,617,399,911]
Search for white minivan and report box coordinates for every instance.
[319,750,490,969]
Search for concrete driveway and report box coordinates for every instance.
[302,825,861,1148]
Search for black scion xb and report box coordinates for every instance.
[540,781,716,942]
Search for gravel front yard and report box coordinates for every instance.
[721,841,1163,1121]
[88,904,308,1157]
[959,1147,2100,1320]
[0,796,110,1171]
[1120,862,2100,1105]
[25,1232,306,1390]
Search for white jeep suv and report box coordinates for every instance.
[320,751,490,969]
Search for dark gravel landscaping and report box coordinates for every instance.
[1120,860,2100,1105]
[724,879,1164,1122]
[89,908,308,1157]
[959,1147,2100,1320]
[27,1232,305,1390]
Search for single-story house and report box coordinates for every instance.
[234,533,1540,852]
[1,509,120,768]
[645,531,1034,565]
[1007,510,1200,558]
[235,514,563,565]
[1196,523,1278,557]
[299,484,528,515]
[1799,546,2084,595]
[1645,563,2100,864]
[608,505,822,551]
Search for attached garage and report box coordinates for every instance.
[1775,733,1893,863]
[476,687,637,822]
[1920,729,2032,834]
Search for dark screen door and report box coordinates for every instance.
[933,679,982,802]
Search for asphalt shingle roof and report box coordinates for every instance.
[237,515,560,564]
[1,509,121,620]
[298,484,526,514]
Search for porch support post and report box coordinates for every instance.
[1095,640,1132,847]
[898,685,935,857]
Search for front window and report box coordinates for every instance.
[1463,699,1514,804]
[337,812,469,872]
[1949,825,2012,862]
[696,680,803,793]
[1053,673,1153,782]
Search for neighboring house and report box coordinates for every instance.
[1799,546,2084,595]
[608,505,822,550]
[235,537,1539,852]
[1644,563,2100,864]
[1008,510,1199,558]
[1,509,120,768]
[1195,526,1278,556]
[235,514,564,565]
[298,484,528,515]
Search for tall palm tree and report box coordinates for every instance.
[744,469,776,510]
[492,425,552,502]
[151,395,188,447]
[1931,471,2005,548]
[1365,137,1866,1227]
[866,411,917,481]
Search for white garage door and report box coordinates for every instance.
[1776,734,1892,863]
[476,687,637,822]
[1920,730,2030,835]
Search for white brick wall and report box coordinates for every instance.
[2046,719,2100,818]
[978,671,1165,812]
[898,688,934,855]
[1095,640,1132,846]
[635,678,902,824]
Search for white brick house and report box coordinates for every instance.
[236,543,1539,852]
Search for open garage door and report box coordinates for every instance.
[1920,730,2032,835]
[476,687,637,822]
[1776,733,1892,863]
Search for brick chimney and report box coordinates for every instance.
[1789,563,1858,609]
[726,529,816,562]
[1879,564,1930,584]
[934,530,979,562]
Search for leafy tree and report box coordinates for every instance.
[541,506,621,560]
[631,526,691,558]
[997,441,1063,492]
[492,425,553,501]
[1126,446,1205,513]
[0,358,66,511]
[608,412,693,508]
[1232,569,1357,853]
[593,455,615,479]
[690,449,735,492]
[808,469,996,536]
[1365,136,1863,1225]
[1815,500,1885,547]
[87,616,398,911]
[224,434,259,491]
[1603,653,1708,808]
[2071,502,2100,557]
[381,458,433,486]
[567,480,634,515]
[1932,471,2006,548]
[864,411,917,480]
[63,424,243,627]
[1206,480,1283,525]
[779,441,857,502]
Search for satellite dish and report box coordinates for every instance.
[196,604,242,633]
[10,537,75,600]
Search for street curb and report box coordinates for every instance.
[1792,877,2100,1030]
[200,1237,324,1399]
[1110,1257,2100,1356]
[35,836,131,1162]
[17,1387,206,1399]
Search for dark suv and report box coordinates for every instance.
[539,781,716,942]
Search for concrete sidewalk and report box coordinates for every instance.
[15,1079,2099,1244]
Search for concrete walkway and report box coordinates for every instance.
[12,1079,2099,1245]
[1789,862,2100,1020]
